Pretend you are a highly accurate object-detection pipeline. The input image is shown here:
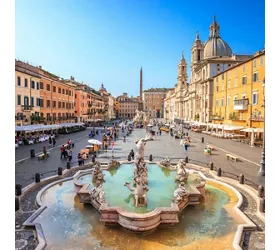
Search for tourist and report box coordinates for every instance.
[68,148,72,162]
[49,136,52,147]
[43,146,47,159]
[82,152,87,165]
[60,145,65,159]
[184,140,189,151]
[52,138,56,147]
[130,149,135,160]
[77,153,82,166]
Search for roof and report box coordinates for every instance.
[213,49,265,78]
[143,88,173,92]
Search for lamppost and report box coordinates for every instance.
[259,78,265,176]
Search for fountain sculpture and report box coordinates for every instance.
[133,109,149,126]
[124,137,150,206]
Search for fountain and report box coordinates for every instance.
[17,135,263,249]
[133,109,149,127]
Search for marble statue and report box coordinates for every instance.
[92,161,104,180]
[175,159,189,182]
[173,182,188,204]
[160,156,171,168]
[124,180,149,207]
[124,136,150,206]
[90,181,106,203]
[133,109,148,124]
[108,159,121,168]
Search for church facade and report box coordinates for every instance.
[164,17,252,123]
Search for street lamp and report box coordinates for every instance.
[258,78,265,176]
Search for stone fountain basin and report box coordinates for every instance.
[73,162,207,233]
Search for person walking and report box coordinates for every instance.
[77,153,82,166]
[68,148,72,162]
[49,136,52,147]
[60,145,65,159]
[52,138,56,147]
[130,149,135,160]
[82,152,87,165]
[184,140,189,151]
[105,142,108,152]
[43,146,47,159]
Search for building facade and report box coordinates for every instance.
[143,88,172,118]
[164,17,253,124]
[116,93,139,119]
[163,89,175,121]
[212,50,265,128]
[15,60,41,125]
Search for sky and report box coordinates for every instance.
[15,0,265,97]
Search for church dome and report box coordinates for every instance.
[204,37,232,59]
[203,17,232,59]
[99,83,107,92]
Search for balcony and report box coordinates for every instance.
[21,105,34,111]
[234,99,249,111]
[210,115,224,121]
[250,115,264,121]
[229,113,246,121]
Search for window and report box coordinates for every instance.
[221,98,224,107]
[66,103,68,109]
[253,59,256,68]
[31,97,34,107]
[40,82,44,89]
[58,101,61,108]
[62,102,65,108]
[227,96,231,106]
[24,96,29,106]
[216,99,219,107]
[17,95,21,105]
[253,72,258,82]
[40,99,44,107]
[47,100,50,108]
[252,92,258,105]
[66,89,68,95]
[24,78,28,87]
[36,98,40,106]
[58,87,61,93]
[260,56,264,65]
[47,84,50,91]
[47,113,51,121]
[53,86,56,92]
[216,85,219,92]
[31,81,35,89]
[36,82,40,90]
[242,76,247,85]
[234,78,238,87]
[75,94,77,98]
[228,80,231,89]
[62,89,65,94]
[53,101,56,108]
[197,50,201,61]
[17,76,21,86]
[222,73,224,80]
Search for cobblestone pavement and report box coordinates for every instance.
[15,126,264,188]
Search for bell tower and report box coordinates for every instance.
[177,52,187,88]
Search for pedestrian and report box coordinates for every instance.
[77,153,82,166]
[105,143,108,152]
[60,145,65,159]
[49,136,52,147]
[68,148,72,162]
[82,152,87,165]
[184,140,189,151]
[130,149,135,160]
[43,146,47,159]
[52,138,56,147]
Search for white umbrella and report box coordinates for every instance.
[88,139,102,145]
[170,125,175,128]
[147,124,153,127]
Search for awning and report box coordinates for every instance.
[241,128,264,133]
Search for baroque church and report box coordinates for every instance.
[173,17,252,123]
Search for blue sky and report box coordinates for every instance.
[15,0,265,97]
